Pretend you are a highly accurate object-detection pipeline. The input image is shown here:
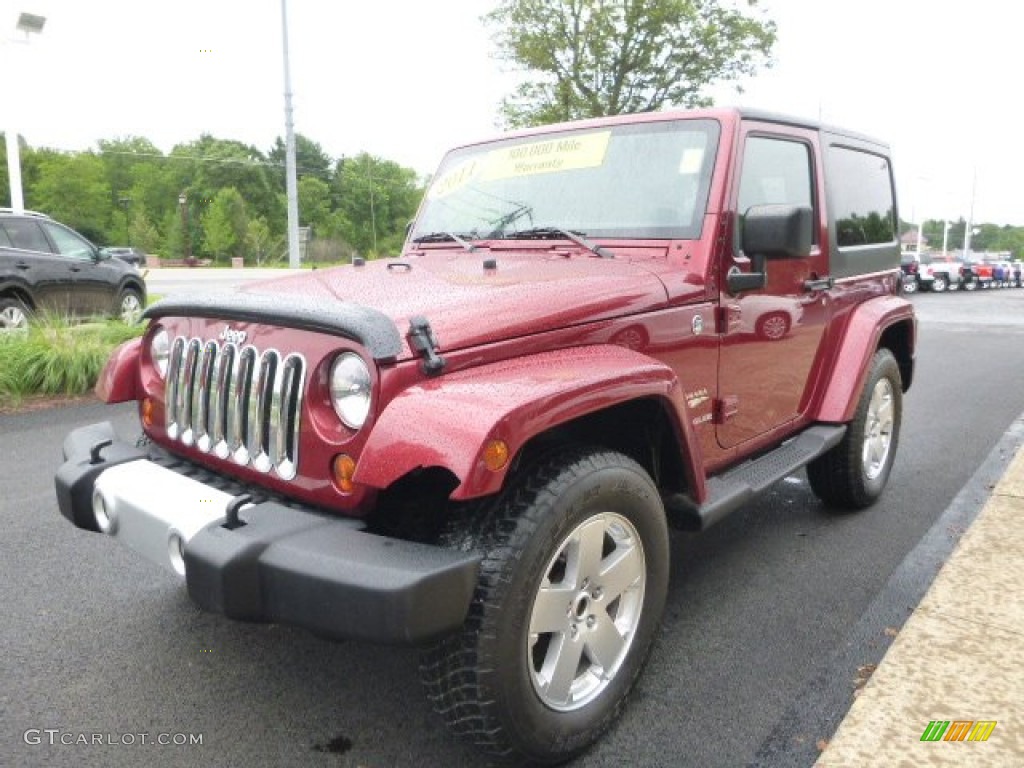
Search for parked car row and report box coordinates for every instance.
[900,252,1023,294]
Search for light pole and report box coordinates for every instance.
[962,167,977,259]
[280,0,300,268]
[942,220,951,258]
[179,192,192,265]
[4,12,46,213]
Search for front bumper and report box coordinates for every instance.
[55,422,480,644]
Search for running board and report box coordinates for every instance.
[665,425,847,531]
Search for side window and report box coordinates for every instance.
[0,225,12,248]
[1,219,53,253]
[41,222,95,260]
[829,147,895,247]
[737,136,815,247]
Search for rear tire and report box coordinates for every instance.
[0,297,30,330]
[420,447,669,764]
[930,275,947,292]
[808,349,902,510]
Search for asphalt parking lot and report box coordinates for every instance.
[2,289,1024,767]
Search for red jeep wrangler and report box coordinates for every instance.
[56,108,914,764]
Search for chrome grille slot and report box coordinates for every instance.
[249,351,279,474]
[162,335,305,480]
[211,344,236,459]
[165,337,186,439]
[194,341,218,453]
[230,347,257,466]
[178,339,201,446]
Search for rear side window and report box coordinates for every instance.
[0,225,11,248]
[830,148,896,246]
[1,219,52,253]
[827,143,898,277]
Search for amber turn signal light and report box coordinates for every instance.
[483,439,510,472]
[332,454,357,494]
[141,397,155,427]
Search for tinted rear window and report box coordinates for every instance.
[829,147,896,247]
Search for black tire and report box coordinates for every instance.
[962,277,979,291]
[930,275,947,292]
[755,311,791,340]
[807,349,902,510]
[116,287,144,325]
[420,447,669,765]
[0,297,31,330]
[901,276,918,294]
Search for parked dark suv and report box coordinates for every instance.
[0,209,147,329]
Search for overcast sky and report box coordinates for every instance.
[2,0,1021,225]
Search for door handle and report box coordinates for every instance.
[15,262,30,270]
[70,266,82,273]
[803,276,833,292]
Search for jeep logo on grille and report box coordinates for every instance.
[218,326,247,345]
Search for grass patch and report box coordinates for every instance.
[0,314,144,399]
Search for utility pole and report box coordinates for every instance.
[281,0,301,268]
[962,168,977,258]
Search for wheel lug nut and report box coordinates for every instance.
[586,615,596,628]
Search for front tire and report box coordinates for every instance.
[930,275,947,292]
[421,447,669,765]
[807,349,902,510]
[116,288,143,325]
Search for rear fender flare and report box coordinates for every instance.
[814,296,916,423]
[355,345,703,500]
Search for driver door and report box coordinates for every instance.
[716,125,831,449]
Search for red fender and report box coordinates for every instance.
[813,296,916,423]
[355,345,703,500]
[95,337,141,403]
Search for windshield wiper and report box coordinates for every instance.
[411,231,479,252]
[509,226,614,258]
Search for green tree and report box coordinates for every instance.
[245,216,280,265]
[332,153,423,256]
[268,134,333,185]
[202,187,249,259]
[128,208,161,256]
[27,151,112,242]
[169,135,282,236]
[298,176,332,232]
[486,0,777,128]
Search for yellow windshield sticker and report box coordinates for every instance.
[427,156,483,200]
[679,147,705,174]
[481,131,611,180]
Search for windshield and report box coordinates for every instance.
[413,119,721,242]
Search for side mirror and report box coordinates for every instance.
[741,204,813,260]
[728,204,813,295]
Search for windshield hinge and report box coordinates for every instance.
[407,316,445,376]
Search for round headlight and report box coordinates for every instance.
[151,327,170,378]
[330,353,372,429]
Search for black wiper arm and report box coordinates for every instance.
[411,231,479,252]
[512,226,613,258]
